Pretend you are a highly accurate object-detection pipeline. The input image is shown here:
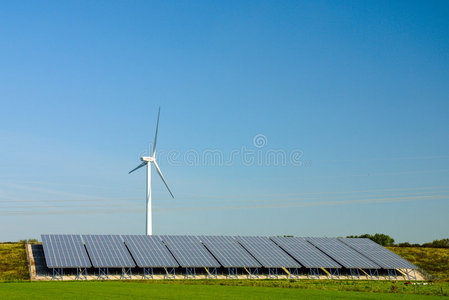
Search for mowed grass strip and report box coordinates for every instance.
[0,243,29,280]
[389,247,449,281]
[143,279,449,296]
[0,281,447,300]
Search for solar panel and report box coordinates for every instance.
[161,235,220,268]
[306,237,380,269]
[122,235,179,268]
[41,234,91,268]
[199,236,262,268]
[82,235,135,268]
[339,238,416,269]
[236,236,301,268]
[271,236,341,269]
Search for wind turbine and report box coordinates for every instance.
[129,107,174,235]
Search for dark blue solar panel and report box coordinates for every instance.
[307,237,380,269]
[339,238,416,269]
[123,235,178,268]
[271,236,341,269]
[161,235,220,268]
[41,234,91,268]
[82,235,135,268]
[199,236,261,268]
[236,236,301,268]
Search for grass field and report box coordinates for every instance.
[0,281,448,299]
[1,242,449,299]
[0,243,29,281]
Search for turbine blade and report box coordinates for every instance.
[128,162,147,174]
[153,160,174,198]
[152,107,160,157]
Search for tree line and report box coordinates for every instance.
[347,233,449,248]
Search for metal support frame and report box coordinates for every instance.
[248,268,259,279]
[205,267,218,279]
[98,267,109,280]
[268,268,278,279]
[349,268,360,279]
[387,269,398,280]
[76,268,88,280]
[227,267,238,279]
[164,267,176,279]
[243,267,258,279]
[143,267,154,279]
[121,267,132,279]
[368,269,379,280]
[287,268,299,279]
[330,268,340,279]
[402,269,417,281]
[52,268,63,280]
[185,267,196,279]
[309,268,320,279]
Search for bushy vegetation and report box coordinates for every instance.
[0,243,29,281]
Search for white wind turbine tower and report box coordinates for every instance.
[129,107,174,235]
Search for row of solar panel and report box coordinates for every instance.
[41,234,416,270]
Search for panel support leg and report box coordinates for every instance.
[330,268,340,279]
[121,267,132,279]
[308,268,320,279]
[369,269,379,280]
[227,267,238,279]
[52,268,63,280]
[350,268,360,279]
[249,268,259,279]
[288,268,299,279]
[76,268,87,280]
[98,267,109,280]
[164,267,176,279]
[403,269,416,281]
[185,267,196,279]
[268,268,278,279]
[387,269,397,280]
[205,267,217,279]
[143,267,153,279]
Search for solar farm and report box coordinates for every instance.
[28,234,422,281]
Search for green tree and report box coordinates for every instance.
[346,233,395,246]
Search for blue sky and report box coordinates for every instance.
[0,1,448,243]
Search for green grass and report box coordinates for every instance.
[389,247,449,281]
[0,243,29,281]
[0,281,447,299]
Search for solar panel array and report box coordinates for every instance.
[82,235,135,268]
[199,236,261,268]
[123,235,178,268]
[236,236,301,268]
[41,234,416,272]
[41,234,91,268]
[271,236,341,269]
[339,238,416,269]
[161,235,220,268]
[307,237,380,269]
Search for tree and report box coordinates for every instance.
[346,233,395,246]
[427,239,449,248]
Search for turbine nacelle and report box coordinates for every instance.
[141,156,154,162]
